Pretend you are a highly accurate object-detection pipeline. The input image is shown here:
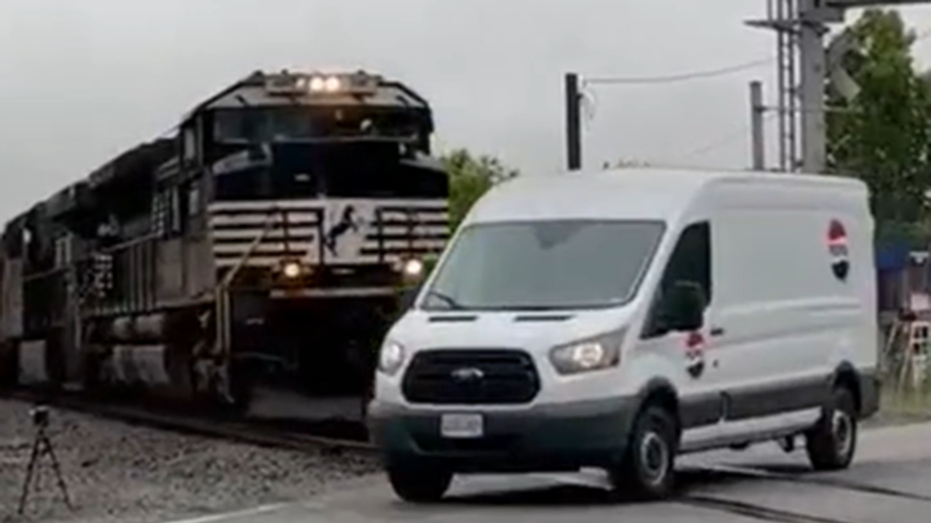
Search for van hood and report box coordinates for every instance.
[386,307,632,353]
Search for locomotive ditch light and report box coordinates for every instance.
[281,260,303,279]
[395,258,425,284]
[403,258,424,277]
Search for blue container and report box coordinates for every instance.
[876,242,911,272]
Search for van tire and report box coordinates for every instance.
[386,461,453,503]
[805,386,858,471]
[608,404,677,500]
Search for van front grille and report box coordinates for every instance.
[401,349,540,405]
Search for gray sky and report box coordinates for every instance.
[3,0,931,219]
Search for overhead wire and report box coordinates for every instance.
[584,57,774,86]
[580,56,775,166]
[587,27,931,167]
[673,111,778,163]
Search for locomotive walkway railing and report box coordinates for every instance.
[22,233,164,319]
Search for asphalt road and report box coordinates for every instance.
[174,422,931,523]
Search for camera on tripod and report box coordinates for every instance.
[18,402,71,515]
[29,405,49,428]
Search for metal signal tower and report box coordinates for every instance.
[749,0,931,174]
[751,0,800,172]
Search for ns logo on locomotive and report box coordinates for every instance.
[0,69,449,425]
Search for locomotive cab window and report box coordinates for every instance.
[182,127,198,161]
[187,184,201,217]
[212,107,429,144]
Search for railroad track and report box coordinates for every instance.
[8,388,931,523]
[680,494,856,523]
[696,462,931,503]
[6,389,376,454]
[678,462,931,523]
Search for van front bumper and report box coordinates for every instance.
[366,397,637,473]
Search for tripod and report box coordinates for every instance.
[17,407,72,515]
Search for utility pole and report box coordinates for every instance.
[749,81,766,170]
[564,73,582,171]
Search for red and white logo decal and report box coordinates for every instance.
[684,331,706,379]
[827,219,850,281]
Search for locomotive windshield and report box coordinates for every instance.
[212,106,427,143]
[213,142,447,200]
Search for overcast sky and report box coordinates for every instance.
[3,0,931,218]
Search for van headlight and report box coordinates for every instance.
[548,329,625,375]
[378,341,407,376]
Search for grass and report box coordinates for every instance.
[866,380,931,428]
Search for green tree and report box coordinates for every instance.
[441,148,519,230]
[395,149,518,298]
[826,8,931,244]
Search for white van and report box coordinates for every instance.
[367,168,880,503]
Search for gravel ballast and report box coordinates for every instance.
[0,398,380,523]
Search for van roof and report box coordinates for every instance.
[466,166,868,224]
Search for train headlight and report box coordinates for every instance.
[394,258,425,281]
[324,76,341,92]
[402,258,424,277]
[308,75,342,93]
[281,260,302,279]
[308,76,326,92]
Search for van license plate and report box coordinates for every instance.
[440,413,483,438]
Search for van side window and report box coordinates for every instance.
[663,222,711,301]
[642,221,712,338]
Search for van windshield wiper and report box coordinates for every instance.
[425,290,465,310]
[487,305,563,312]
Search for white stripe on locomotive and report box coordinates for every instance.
[206,198,449,267]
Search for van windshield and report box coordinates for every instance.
[421,219,665,311]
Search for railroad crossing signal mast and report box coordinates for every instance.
[748,0,931,173]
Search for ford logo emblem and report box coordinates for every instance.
[451,367,484,381]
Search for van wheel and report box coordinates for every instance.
[608,404,677,500]
[805,386,857,471]
[386,461,453,503]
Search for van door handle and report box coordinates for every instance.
[709,326,725,337]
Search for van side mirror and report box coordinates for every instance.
[657,280,706,332]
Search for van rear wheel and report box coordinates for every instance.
[386,461,453,503]
[805,385,857,471]
[608,404,677,500]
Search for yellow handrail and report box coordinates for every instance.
[216,207,284,292]
[210,207,283,360]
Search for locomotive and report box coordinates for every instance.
[0,70,450,422]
